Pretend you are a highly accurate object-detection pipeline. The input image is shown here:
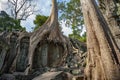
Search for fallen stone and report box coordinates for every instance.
[32,71,73,80]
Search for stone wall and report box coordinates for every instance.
[0,31,86,80]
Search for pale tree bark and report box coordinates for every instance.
[25,0,71,74]
[81,0,120,80]
[99,0,120,49]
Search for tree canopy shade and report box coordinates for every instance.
[33,15,48,31]
[0,11,26,32]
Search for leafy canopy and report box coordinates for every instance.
[33,15,48,31]
[58,0,86,42]
[0,11,26,32]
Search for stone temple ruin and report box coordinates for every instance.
[0,0,87,80]
[0,30,86,80]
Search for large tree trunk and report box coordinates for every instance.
[25,0,71,75]
[99,0,120,49]
[97,0,120,62]
[81,0,120,80]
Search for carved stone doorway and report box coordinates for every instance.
[32,41,64,70]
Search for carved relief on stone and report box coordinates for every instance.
[0,40,9,73]
[16,37,30,72]
[9,31,30,73]
[32,41,64,70]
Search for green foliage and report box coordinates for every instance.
[69,32,86,42]
[58,0,85,42]
[33,15,48,31]
[116,3,120,15]
[0,11,26,32]
[58,0,83,26]
[80,32,86,42]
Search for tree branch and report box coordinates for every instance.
[8,0,39,20]
[8,0,15,5]
[16,0,27,13]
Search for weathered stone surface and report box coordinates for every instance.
[11,31,30,72]
[64,38,86,75]
[0,40,9,72]
[32,71,73,80]
[32,42,65,69]
[0,31,10,74]
[75,75,84,80]
[0,0,87,79]
[0,31,86,79]
[0,31,31,74]
[0,74,15,80]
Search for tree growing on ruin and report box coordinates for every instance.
[81,0,120,80]
[25,0,71,74]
